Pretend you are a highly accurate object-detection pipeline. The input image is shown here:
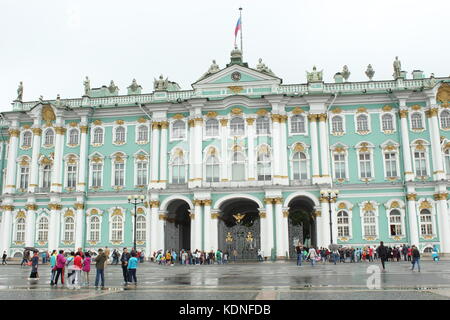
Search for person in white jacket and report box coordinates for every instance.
[307,247,317,267]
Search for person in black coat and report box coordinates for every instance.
[376,241,388,271]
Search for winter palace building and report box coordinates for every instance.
[1,48,450,259]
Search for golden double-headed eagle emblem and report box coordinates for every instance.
[232,213,245,223]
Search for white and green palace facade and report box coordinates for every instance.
[1,48,450,258]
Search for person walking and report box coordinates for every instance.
[66,252,75,289]
[49,250,57,285]
[127,251,139,286]
[376,241,388,272]
[2,251,7,265]
[95,249,107,289]
[295,244,303,266]
[232,249,238,263]
[411,245,421,272]
[82,252,91,286]
[120,248,131,285]
[73,252,83,289]
[29,250,39,279]
[307,247,317,267]
[21,249,29,267]
[53,250,66,286]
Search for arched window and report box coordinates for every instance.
[115,126,126,144]
[441,110,450,129]
[93,127,103,144]
[256,117,270,135]
[231,151,245,181]
[362,211,376,237]
[257,148,271,181]
[66,162,77,188]
[22,131,32,148]
[15,218,26,242]
[205,119,219,137]
[44,129,55,146]
[359,152,372,178]
[337,211,350,237]
[291,115,305,134]
[136,215,146,242]
[172,120,185,139]
[411,113,423,129]
[91,162,103,187]
[414,150,427,176]
[384,152,398,177]
[89,216,100,241]
[230,117,245,136]
[381,114,394,131]
[332,116,343,133]
[356,115,369,132]
[137,125,148,143]
[292,151,307,180]
[389,209,402,236]
[136,161,148,186]
[172,152,186,184]
[445,149,450,174]
[68,129,79,145]
[206,154,220,182]
[37,216,49,242]
[42,164,52,190]
[111,215,123,242]
[419,209,433,236]
[333,153,346,179]
[64,217,75,242]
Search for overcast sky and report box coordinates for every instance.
[0,0,449,111]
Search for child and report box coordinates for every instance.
[127,251,139,285]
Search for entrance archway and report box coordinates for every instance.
[218,198,261,260]
[287,196,317,257]
[164,199,191,252]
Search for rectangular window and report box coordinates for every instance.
[137,162,147,185]
[384,152,397,177]
[19,167,29,189]
[334,154,346,179]
[359,153,372,178]
[114,163,125,186]
[67,164,77,188]
[414,152,427,176]
[92,164,103,187]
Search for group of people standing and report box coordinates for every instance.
[153,249,231,265]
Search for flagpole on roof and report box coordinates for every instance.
[239,7,243,57]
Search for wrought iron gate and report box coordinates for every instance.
[288,219,303,258]
[164,221,190,252]
[218,218,260,260]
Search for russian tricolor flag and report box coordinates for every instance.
[234,17,241,38]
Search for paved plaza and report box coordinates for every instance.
[0,259,450,300]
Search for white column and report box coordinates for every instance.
[436,192,450,253]
[145,205,151,258]
[150,122,160,186]
[274,199,285,257]
[399,109,414,181]
[210,209,219,252]
[76,124,88,192]
[50,121,65,193]
[318,114,330,179]
[220,119,228,181]
[74,202,85,250]
[4,124,20,194]
[428,109,445,180]
[203,200,212,251]
[157,211,165,252]
[0,204,13,254]
[28,125,42,193]
[280,116,289,184]
[309,115,320,182]
[246,118,256,181]
[262,198,274,257]
[281,207,290,258]
[48,203,62,251]
[194,118,203,184]
[25,202,37,247]
[320,199,331,247]
[314,207,323,248]
[149,201,159,254]
[271,115,282,184]
[159,121,168,185]
[406,193,419,246]
[191,200,202,250]
[188,120,195,183]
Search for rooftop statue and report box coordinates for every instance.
[256,58,275,76]
[83,76,90,95]
[16,81,23,101]
[129,78,140,93]
[108,80,118,93]
[342,65,350,81]
[199,60,221,80]
[154,75,169,91]
[306,66,323,82]
[365,64,375,81]
[425,73,437,88]
[393,56,401,78]
[39,95,44,102]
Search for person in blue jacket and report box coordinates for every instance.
[127,251,139,286]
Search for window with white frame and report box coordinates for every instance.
[172,120,185,139]
[68,129,79,145]
[91,162,103,187]
[257,148,271,181]
[205,119,219,137]
[42,164,52,190]
[332,116,344,134]
[19,165,29,190]
[114,126,126,144]
[230,117,245,136]
[137,125,148,143]
[136,215,146,241]
[440,110,450,129]
[381,114,394,131]
[414,150,427,176]
[337,211,350,237]
[22,131,32,148]
[63,217,75,242]
[66,163,77,188]
[445,149,450,174]
[89,216,100,241]
[37,216,49,242]
[384,152,398,178]
[291,115,305,134]
[172,152,186,184]
[256,116,270,135]
[114,162,125,187]
[15,218,26,242]
[231,151,246,181]
[136,161,148,186]
[334,153,346,179]
[359,152,372,178]
[93,127,104,144]
[419,209,433,236]
[389,209,402,236]
[292,151,307,180]
[411,113,423,130]
[111,215,123,242]
[356,114,369,132]
[362,211,377,237]
[205,154,220,182]
[44,129,55,146]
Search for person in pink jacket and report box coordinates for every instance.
[53,250,66,286]
[82,252,91,286]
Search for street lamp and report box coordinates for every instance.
[320,189,339,245]
[128,194,145,252]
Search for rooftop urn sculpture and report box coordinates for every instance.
[365,64,375,81]
[341,65,350,81]
[16,81,23,101]
[83,76,90,95]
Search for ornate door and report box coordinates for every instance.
[288,219,303,258]
[218,217,260,260]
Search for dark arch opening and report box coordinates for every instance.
[288,196,317,257]
[164,199,191,252]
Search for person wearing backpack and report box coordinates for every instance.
[66,252,76,289]
[82,252,91,286]
[53,250,66,286]
[127,251,139,286]
[376,241,388,271]
[411,245,421,272]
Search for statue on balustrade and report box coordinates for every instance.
[306,66,323,82]
[108,80,119,93]
[393,56,401,78]
[256,58,275,76]
[365,64,375,81]
[83,76,90,96]
[16,81,23,101]
[154,75,169,91]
